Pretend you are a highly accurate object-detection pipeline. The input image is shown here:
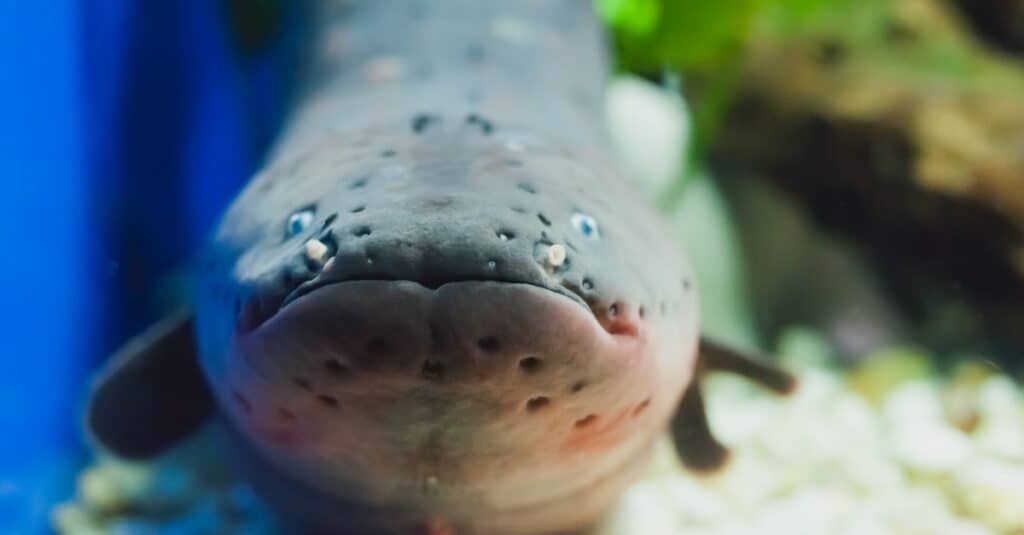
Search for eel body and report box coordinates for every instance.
[87,2,794,533]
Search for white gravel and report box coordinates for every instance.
[599,343,1024,535]
[56,347,1024,535]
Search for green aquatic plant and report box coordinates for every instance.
[597,0,1017,210]
[597,0,770,70]
[597,0,773,207]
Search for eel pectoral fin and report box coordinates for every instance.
[671,337,797,473]
[86,312,214,460]
[698,336,797,395]
[670,379,730,473]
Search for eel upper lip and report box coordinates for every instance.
[280,273,590,312]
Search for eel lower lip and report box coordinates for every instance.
[227,278,667,528]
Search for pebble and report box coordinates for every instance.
[973,414,1024,462]
[661,477,728,524]
[883,381,946,424]
[891,421,972,474]
[776,327,834,370]
[77,468,122,513]
[598,483,678,535]
[50,503,103,535]
[952,460,1024,533]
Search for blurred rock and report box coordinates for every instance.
[952,460,1024,533]
[712,0,1024,361]
[722,175,911,361]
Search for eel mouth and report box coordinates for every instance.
[285,273,589,310]
[223,278,667,520]
[217,243,679,527]
[238,264,594,335]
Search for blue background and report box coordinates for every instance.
[0,1,300,531]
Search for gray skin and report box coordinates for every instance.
[86,2,794,534]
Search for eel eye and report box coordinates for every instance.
[286,207,315,238]
[571,213,600,240]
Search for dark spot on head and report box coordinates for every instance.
[633,398,651,416]
[317,394,339,408]
[422,359,444,379]
[571,380,587,393]
[519,356,542,373]
[380,149,396,158]
[477,336,499,352]
[354,226,372,237]
[526,396,550,412]
[466,113,494,135]
[351,205,366,213]
[411,113,439,134]
[682,279,691,291]
[511,206,527,214]
[425,196,454,209]
[350,177,369,189]
[639,306,646,318]
[659,302,667,315]
[574,414,598,428]
[325,359,350,378]
[517,183,536,194]
[233,391,251,412]
[292,377,312,391]
[537,213,551,226]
